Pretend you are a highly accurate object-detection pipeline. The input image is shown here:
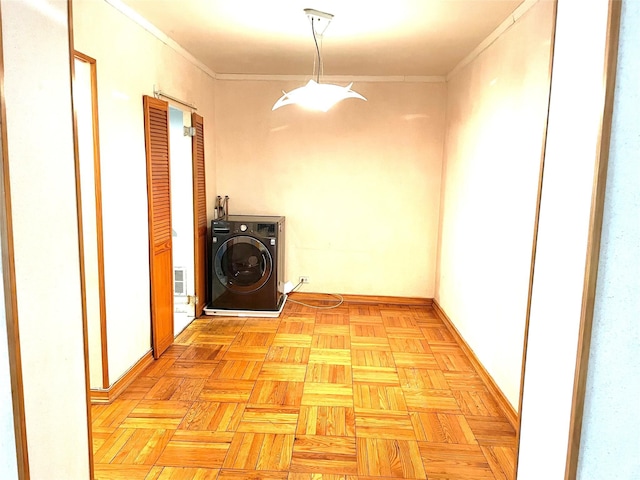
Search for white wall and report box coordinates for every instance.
[517,0,615,477]
[1,0,91,477]
[215,79,446,297]
[435,0,554,408]
[577,0,640,477]
[73,0,217,382]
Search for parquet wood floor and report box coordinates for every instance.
[91,301,516,479]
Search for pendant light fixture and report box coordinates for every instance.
[272,8,366,112]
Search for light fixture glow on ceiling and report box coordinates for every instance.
[272,8,367,112]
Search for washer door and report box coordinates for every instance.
[214,235,273,293]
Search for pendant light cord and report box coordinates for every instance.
[311,17,321,83]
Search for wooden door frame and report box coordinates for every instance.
[0,4,30,476]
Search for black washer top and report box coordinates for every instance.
[226,215,284,224]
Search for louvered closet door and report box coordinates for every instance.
[143,95,174,359]
[192,113,207,317]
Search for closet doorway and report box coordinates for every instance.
[144,95,207,358]
[169,106,195,334]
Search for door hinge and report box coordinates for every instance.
[183,126,196,137]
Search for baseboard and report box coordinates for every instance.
[90,350,154,404]
[432,300,518,429]
[290,292,433,307]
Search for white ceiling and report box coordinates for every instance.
[120,0,524,77]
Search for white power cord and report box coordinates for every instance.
[287,279,344,310]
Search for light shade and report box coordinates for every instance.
[272,79,366,112]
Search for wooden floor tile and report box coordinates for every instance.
[164,361,217,378]
[306,363,352,384]
[222,346,270,361]
[162,344,190,358]
[144,378,186,401]
[432,346,475,372]
[170,378,206,401]
[233,332,276,347]
[119,377,157,400]
[357,438,426,479]
[297,406,356,436]
[350,323,387,338]
[352,366,400,386]
[316,313,350,325]
[219,470,288,479]
[289,474,358,480]
[301,383,354,407]
[93,464,153,480]
[312,334,351,349]
[388,336,432,353]
[266,346,310,363]
[147,466,220,480]
[351,349,395,367]
[308,348,352,365]
[349,314,384,325]
[481,445,516,480]
[392,352,439,369]
[380,316,419,328]
[241,319,280,333]
[379,307,415,317]
[203,318,245,334]
[348,304,382,316]
[142,357,176,378]
[404,389,461,414]
[260,362,307,382]
[277,319,315,335]
[121,400,191,429]
[420,326,456,344]
[93,425,117,452]
[411,306,439,320]
[156,431,233,469]
[398,368,449,390]
[410,411,477,444]
[313,324,350,336]
[94,428,173,464]
[453,390,503,417]
[442,371,485,390]
[353,384,407,412]
[248,380,304,406]
[355,411,416,440]
[290,436,357,475]
[92,399,140,428]
[190,333,235,346]
[211,360,263,380]
[238,406,299,434]
[224,433,294,471]
[179,402,245,432]
[200,379,255,403]
[179,344,226,363]
[418,442,494,479]
[384,327,424,339]
[92,302,516,480]
[272,333,313,347]
[466,416,517,447]
[348,336,390,350]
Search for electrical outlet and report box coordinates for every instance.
[299,276,310,284]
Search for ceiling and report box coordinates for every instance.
[120,0,524,77]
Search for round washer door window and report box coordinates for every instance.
[214,236,273,293]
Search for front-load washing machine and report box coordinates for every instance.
[207,215,285,313]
